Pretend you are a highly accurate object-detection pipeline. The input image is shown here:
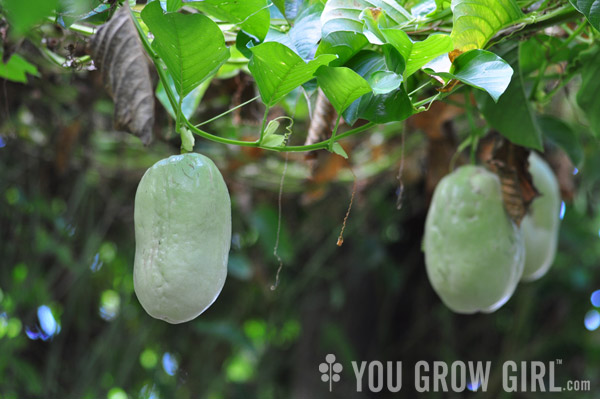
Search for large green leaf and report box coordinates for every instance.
[0,54,40,83]
[569,0,600,30]
[381,29,453,77]
[142,1,230,98]
[450,0,523,51]
[475,45,543,150]
[343,51,413,125]
[316,0,412,65]
[316,66,372,114]
[576,48,600,137]
[186,0,270,40]
[248,42,337,107]
[264,4,323,60]
[167,0,182,12]
[426,50,513,102]
[2,0,59,35]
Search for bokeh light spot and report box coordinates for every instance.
[225,352,254,382]
[162,352,178,376]
[0,313,8,339]
[243,319,267,346]
[99,290,120,321]
[139,384,159,399]
[7,318,22,338]
[90,253,103,272]
[140,349,158,369]
[107,387,127,399]
[591,290,600,307]
[38,305,60,337]
[584,310,600,331]
[99,242,117,264]
[559,201,566,220]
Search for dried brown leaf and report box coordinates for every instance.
[90,5,154,145]
[487,137,539,225]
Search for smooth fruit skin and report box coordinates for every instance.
[520,153,561,282]
[134,153,231,324]
[424,165,525,314]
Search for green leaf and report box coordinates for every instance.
[0,54,40,83]
[450,0,523,51]
[264,4,323,60]
[359,7,387,44]
[381,29,453,77]
[249,42,337,107]
[411,0,438,18]
[186,0,270,41]
[538,115,583,167]
[271,0,286,16]
[2,0,59,35]
[261,120,286,147]
[332,142,348,158]
[475,45,543,150]
[315,32,369,66]
[316,0,412,65]
[316,66,372,114]
[368,71,403,95]
[343,51,413,125]
[141,1,230,98]
[167,0,183,12]
[576,48,600,137]
[382,44,405,75]
[569,0,600,30]
[156,75,210,120]
[426,49,513,102]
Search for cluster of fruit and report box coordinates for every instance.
[423,153,561,313]
[130,150,560,323]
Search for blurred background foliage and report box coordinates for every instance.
[1,2,600,399]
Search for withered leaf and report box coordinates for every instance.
[90,5,154,145]
[487,137,539,225]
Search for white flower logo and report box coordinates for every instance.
[319,354,343,392]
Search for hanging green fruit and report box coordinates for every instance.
[133,153,231,324]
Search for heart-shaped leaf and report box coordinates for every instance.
[142,1,230,98]
[264,4,323,60]
[569,0,600,30]
[475,44,543,150]
[185,0,270,41]
[381,29,453,77]
[426,49,514,102]
[316,0,411,64]
[249,42,337,107]
[451,0,523,51]
[316,66,372,114]
[343,51,413,125]
[368,71,403,95]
